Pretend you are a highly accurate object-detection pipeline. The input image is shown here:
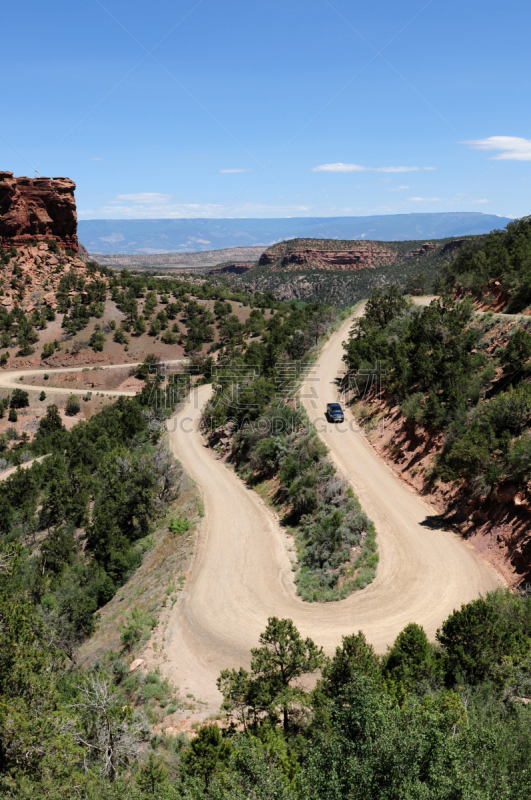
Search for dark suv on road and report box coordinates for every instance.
[326,402,344,423]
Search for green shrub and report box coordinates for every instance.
[161,329,178,345]
[168,516,190,534]
[501,327,531,372]
[140,670,173,704]
[113,326,128,344]
[10,388,29,409]
[41,341,55,359]
[65,394,80,416]
[400,392,423,422]
[89,331,105,352]
[120,607,157,652]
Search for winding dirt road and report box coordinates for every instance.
[0,305,502,711]
[0,360,188,398]
[164,312,501,711]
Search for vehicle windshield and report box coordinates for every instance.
[329,404,342,410]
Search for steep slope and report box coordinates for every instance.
[445,215,531,312]
[343,289,531,586]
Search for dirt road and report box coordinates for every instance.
[163,312,501,712]
[0,454,49,481]
[0,360,188,398]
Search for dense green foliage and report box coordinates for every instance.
[2,580,531,798]
[202,302,335,429]
[0,390,183,652]
[444,215,531,311]
[344,285,531,495]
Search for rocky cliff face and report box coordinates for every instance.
[0,171,78,252]
[258,239,399,272]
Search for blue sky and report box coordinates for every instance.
[2,0,530,220]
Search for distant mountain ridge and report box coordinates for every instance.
[89,245,268,271]
[78,212,513,254]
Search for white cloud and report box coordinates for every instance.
[229,202,311,214]
[219,168,253,173]
[80,193,310,219]
[100,233,124,243]
[386,185,410,191]
[464,136,531,161]
[408,195,489,205]
[91,157,103,161]
[312,163,434,173]
[114,192,174,203]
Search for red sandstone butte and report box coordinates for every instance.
[259,241,398,272]
[0,171,78,252]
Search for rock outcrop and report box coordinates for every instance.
[441,238,469,254]
[258,239,398,272]
[404,242,437,259]
[0,171,78,252]
[78,242,90,260]
[209,262,253,275]
[0,241,90,312]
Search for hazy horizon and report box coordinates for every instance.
[78,211,514,254]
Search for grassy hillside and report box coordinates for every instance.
[0,254,284,374]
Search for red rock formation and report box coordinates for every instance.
[280,248,380,270]
[259,241,398,272]
[0,171,78,252]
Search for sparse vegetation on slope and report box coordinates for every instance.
[0,245,286,369]
[208,235,475,307]
[444,215,531,311]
